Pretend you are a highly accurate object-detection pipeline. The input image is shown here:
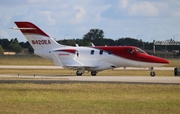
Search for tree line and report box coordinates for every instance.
[0,29,179,54]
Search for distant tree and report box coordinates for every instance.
[83,29,104,41]
[10,38,19,44]
[116,37,142,47]
[8,38,22,53]
[19,41,31,48]
[0,45,4,55]
[75,39,91,46]
[57,39,76,46]
[28,46,34,53]
[0,38,10,50]
[93,38,115,46]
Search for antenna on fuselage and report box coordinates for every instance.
[75,44,79,47]
[91,43,95,47]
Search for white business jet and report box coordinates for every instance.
[13,22,169,76]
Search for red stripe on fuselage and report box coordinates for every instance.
[54,49,77,54]
[94,46,169,64]
[14,22,49,37]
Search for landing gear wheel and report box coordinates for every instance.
[76,71,82,76]
[150,71,155,77]
[91,71,97,76]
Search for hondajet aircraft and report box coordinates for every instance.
[13,21,169,76]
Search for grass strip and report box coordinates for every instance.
[0,83,179,114]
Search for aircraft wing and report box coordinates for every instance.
[51,52,98,69]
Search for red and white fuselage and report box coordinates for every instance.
[14,22,169,76]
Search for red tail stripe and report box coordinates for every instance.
[14,22,49,37]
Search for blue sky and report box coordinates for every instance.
[0,0,180,42]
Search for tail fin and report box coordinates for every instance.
[14,21,64,50]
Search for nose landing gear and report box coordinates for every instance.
[150,67,155,77]
[76,71,83,76]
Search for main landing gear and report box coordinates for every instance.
[76,71,83,76]
[76,68,84,76]
[76,70,98,76]
[91,71,98,76]
[150,67,155,77]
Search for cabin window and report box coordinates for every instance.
[108,50,112,55]
[99,50,103,55]
[91,50,94,55]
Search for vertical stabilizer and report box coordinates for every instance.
[14,22,64,50]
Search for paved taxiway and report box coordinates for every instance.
[0,75,179,84]
[0,65,179,84]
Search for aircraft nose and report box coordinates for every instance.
[158,58,169,64]
[150,56,169,64]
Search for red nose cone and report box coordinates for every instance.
[158,58,169,64]
[149,56,169,64]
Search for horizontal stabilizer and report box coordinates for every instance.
[10,27,36,30]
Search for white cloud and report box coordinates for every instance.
[119,0,128,9]
[73,6,86,22]
[40,11,56,25]
[0,30,10,38]
[172,11,180,17]
[27,0,49,4]
[1,15,11,26]
[128,2,159,17]
[0,0,180,42]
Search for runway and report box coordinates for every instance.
[0,75,180,84]
[0,65,179,84]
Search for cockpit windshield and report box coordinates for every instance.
[135,48,146,54]
[127,48,135,54]
[127,47,147,54]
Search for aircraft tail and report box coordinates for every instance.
[14,21,65,50]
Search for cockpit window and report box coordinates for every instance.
[136,48,146,54]
[127,48,135,54]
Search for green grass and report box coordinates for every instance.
[0,55,54,66]
[0,83,180,114]
[167,59,180,67]
[0,55,179,114]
